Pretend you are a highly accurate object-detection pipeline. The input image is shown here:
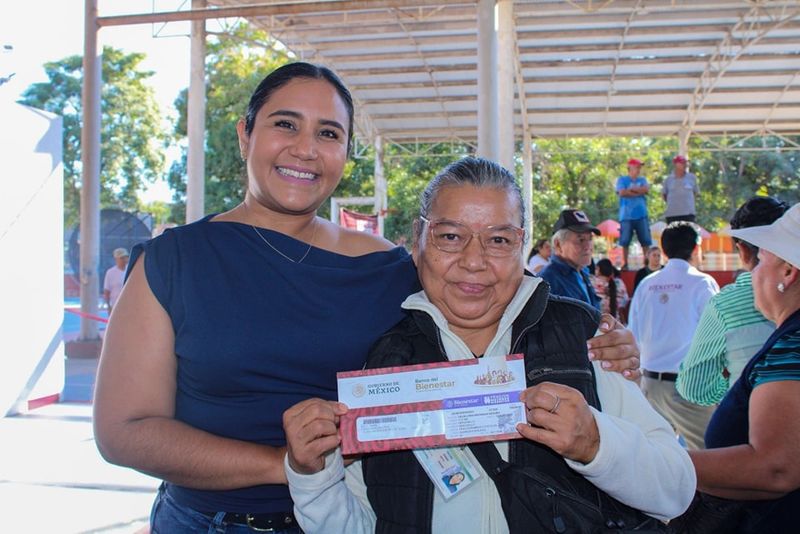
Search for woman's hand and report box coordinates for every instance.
[587,313,641,380]
[517,382,600,464]
[283,398,348,475]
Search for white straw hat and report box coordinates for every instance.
[729,202,800,269]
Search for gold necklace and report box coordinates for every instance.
[243,204,318,264]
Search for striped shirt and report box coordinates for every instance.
[677,271,774,405]
[751,328,800,387]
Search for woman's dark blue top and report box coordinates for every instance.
[704,307,800,530]
[129,215,420,514]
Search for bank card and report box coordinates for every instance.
[337,354,526,454]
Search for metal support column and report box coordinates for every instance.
[497,0,515,171]
[678,127,690,158]
[186,0,207,223]
[374,135,387,237]
[522,134,534,258]
[79,0,101,340]
[477,0,499,161]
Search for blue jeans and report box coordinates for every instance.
[150,485,303,534]
[619,217,652,248]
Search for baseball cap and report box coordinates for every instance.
[113,247,130,259]
[729,203,800,269]
[672,155,688,164]
[627,158,643,167]
[553,209,601,235]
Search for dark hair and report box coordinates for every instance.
[245,62,355,156]
[661,221,700,261]
[527,238,549,262]
[729,196,789,263]
[596,258,619,278]
[416,157,525,242]
[596,258,619,317]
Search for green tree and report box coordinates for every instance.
[690,135,800,230]
[141,200,173,226]
[19,46,168,228]
[338,142,471,245]
[169,24,289,220]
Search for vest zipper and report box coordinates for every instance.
[545,487,567,534]
[510,323,537,354]
[527,367,593,381]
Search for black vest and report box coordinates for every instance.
[361,282,664,534]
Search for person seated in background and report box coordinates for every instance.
[525,238,551,274]
[671,203,800,533]
[283,157,695,534]
[677,197,789,407]
[540,209,602,310]
[634,245,662,294]
[593,258,630,322]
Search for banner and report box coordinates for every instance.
[339,208,378,235]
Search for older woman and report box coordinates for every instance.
[283,158,695,533]
[672,202,800,533]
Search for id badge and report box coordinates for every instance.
[413,447,482,500]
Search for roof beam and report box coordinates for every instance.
[386,7,457,136]
[97,0,477,27]
[762,71,800,129]
[602,0,643,134]
[682,2,800,132]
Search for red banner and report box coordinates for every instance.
[339,208,379,234]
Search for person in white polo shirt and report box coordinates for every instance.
[628,222,719,450]
[103,247,129,314]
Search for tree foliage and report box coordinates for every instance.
[169,24,289,220]
[346,135,800,250]
[19,46,168,228]
[334,143,472,245]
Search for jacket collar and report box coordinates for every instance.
[550,254,584,273]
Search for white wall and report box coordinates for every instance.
[0,101,64,416]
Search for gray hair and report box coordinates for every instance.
[415,157,525,242]
[552,228,573,249]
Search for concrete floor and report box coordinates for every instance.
[1,402,158,533]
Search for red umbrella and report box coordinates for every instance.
[597,219,620,239]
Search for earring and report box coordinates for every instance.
[778,283,785,293]
[240,151,247,161]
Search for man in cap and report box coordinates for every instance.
[616,158,653,270]
[663,155,699,223]
[539,209,602,310]
[103,247,129,315]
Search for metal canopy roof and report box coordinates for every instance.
[200,0,800,146]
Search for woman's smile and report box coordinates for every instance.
[276,165,318,182]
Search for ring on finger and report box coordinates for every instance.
[549,394,561,414]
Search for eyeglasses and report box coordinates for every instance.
[420,216,525,257]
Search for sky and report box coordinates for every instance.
[1,1,195,202]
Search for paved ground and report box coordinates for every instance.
[1,402,158,533]
[0,302,157,532]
